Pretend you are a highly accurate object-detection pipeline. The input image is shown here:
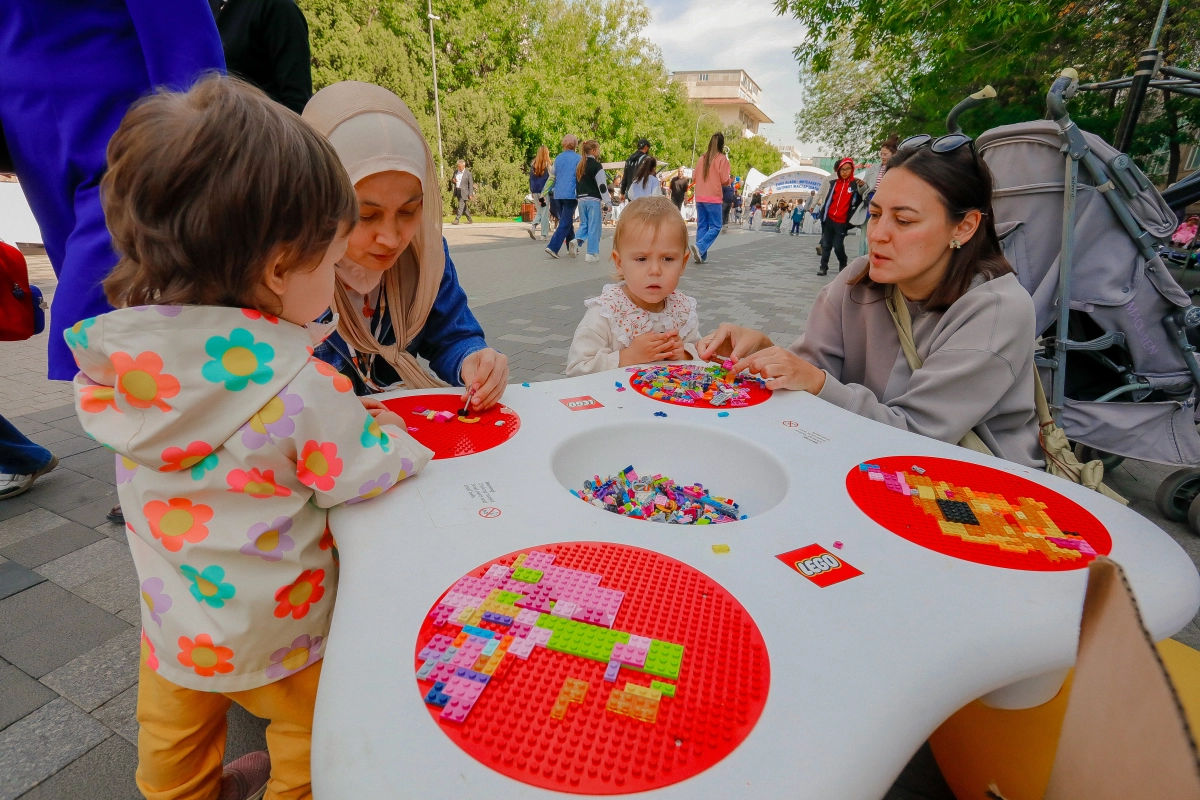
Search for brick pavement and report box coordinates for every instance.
[1,226,1196,799]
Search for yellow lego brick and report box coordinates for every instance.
[466,608,484,626]
[512,553,527,568]
[623,683,662,701]
[455,606,476,625]
[711,544,730,554]
[481,652,505,675]
[606,689,659,723]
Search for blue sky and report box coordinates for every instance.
[643,0,814,154]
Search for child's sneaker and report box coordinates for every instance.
[544,247,559,259]
[220,751,271,800]
[584,253,599,262]
[568,239,578,257]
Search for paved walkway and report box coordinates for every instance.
[1,225,1196,799]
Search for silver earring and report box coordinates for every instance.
[949,239,961,249]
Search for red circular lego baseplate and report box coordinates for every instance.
[413,542,770,794]
[629,365,772,409]
[381,393,520,460]
[846,456,1111,571]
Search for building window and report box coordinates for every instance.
[1185,146,1200,171]
[699,73,708,81]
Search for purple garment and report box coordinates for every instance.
[0,0,224,379]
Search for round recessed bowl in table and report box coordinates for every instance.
[550,421,789,522]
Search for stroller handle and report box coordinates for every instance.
[1047,68,1079,122]
[945,85,996,134]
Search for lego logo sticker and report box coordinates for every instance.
[776,544,863,587]
[559,395,603,411]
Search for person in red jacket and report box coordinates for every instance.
[813,157,868,275]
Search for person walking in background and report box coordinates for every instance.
[528,145,552,240]
[209,0,311,113]
[625,155,661,201]
[619,137,650,200]
[668,167,689,211]
[748,190,763,230]
[572,140,611,262]
[858,134,899,256]
[689,132,730,265]
[733,190,743,224]
[452,159,474,224]
[804,190,819,234]
[790,202,804,235]
[546,135,582,258]
[813,157,867,275]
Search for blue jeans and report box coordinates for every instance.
[548,199,577,254]
[0,413,54,475]
[575,198,602,255]
[696,202,722,259]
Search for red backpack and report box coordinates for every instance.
[0,240,45,341]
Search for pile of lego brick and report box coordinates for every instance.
[629,362,764,407]
[572,465,744,524]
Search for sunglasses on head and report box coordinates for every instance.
[898,133,974,154]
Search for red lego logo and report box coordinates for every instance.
[776,544,863,588]
[559,396,603,411]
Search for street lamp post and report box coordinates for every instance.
[427,0,445,181]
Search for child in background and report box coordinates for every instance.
[567,196,700,375]
[790,202,804,235]
[573,139,612,262]
[68,77,433,800]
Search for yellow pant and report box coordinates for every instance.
[135,658,322,800]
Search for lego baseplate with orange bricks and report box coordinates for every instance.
[412,542,770,794]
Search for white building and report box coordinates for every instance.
[670,70,773,137]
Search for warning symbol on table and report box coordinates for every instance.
[478,507,502,519]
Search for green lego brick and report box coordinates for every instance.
[630,640,684,680]
[494,590,524,605]
[539,616,630,663]
[650,680,676,698]
[510,567,543,584]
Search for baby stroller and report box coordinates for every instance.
[944,71,1200,529]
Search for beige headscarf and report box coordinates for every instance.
[303,81,446,389]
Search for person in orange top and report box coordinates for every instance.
[689,131,732,264]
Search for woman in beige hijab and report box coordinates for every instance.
[303,81,508,411]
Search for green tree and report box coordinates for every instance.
[775,0,1200,182]
[299,0,718,215]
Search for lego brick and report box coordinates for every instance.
[624,682,662,701]
[510,567,543,584]
[605,689,659,723]
[507,637,535,660]
[649,680,676,698]
[603,660,620,682]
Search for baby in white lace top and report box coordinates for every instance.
[567,196,701,376]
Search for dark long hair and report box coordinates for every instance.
[633,154,658,184]
[700,131,725,179]
[849,143,1012,311]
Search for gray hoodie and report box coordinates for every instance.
[791,258,1043,468]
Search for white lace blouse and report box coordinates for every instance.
[566,283,702,376]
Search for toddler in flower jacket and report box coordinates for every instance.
[67,76,432,799]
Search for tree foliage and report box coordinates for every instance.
[777,0,1200,182]
[297,0,776,214]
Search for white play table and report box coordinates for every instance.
[313,369,1200,799]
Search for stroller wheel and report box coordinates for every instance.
[1072,443,1125,472]
[1154,467,1200,523]
[1188,494,1200,536]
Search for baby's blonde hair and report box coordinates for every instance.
[612,196,689,254]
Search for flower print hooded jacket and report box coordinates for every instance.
[68,306,433,692]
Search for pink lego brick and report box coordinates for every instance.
[438,675,485,722]
[526,627,553,647]
[521,550,556,570]
[509,622,532,637]
[429,662,458,682]
[507,637,535,660]
[417,634,454,661]
[867,470,885,482]
[551,600,577,618]
[627,634,651,649]
[609,641,647,668]
[515,608,541,626]
[484,564,512,580]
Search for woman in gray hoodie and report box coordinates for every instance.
[700,137,1042,468]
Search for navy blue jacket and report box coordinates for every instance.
[313,239,488,395]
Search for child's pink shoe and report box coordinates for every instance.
[220,751,271,800]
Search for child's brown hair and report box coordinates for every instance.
[102,75,357,311]
[612,195,689,253]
